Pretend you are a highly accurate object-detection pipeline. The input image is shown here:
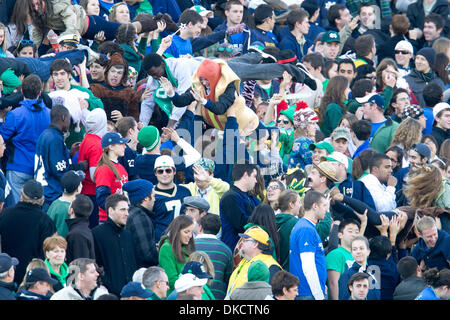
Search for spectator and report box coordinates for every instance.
[16,267,57,300]
[0,253,19,300]
[120,281,153,300]
[181,196,210,236]
[415,267,450,300]
[0,180,56,283]
[229,260,272,300]
[321,30,341,60]
[43,235,69,292]
[423,13,445,48]
[158,215,196,294]
[406,0,449,41]
[123,179,158,268]
[225,226,281,299]
[393,256,427,300]
[77,108,108,229]
[219,163,260,250]
[410,216,450,271]
[394,41,414,78]
[351,119,372,159]
[337,59,357,88]
[174,273,207,300]
[34,105,88,212]
[47,170,84,237]
[94,131,129,224]
[289,190,328,300]
[194,213,233,300]
[92,193,137,296]
[431,102,450,150]
[50,258,108,300]
[268,270,299,300]
[347,272,371,300]
[116,116,139,181]
[141,266,170,300]
[378,15,412,63]
[279,9,312,62]
[65,194,96,263]
[0,74,51,206]
[249,4,278,48]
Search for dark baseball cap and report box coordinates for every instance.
[25,268,58,286]
[120,282,154,299]
[101,132,130,149]
[0,253,19,273]
[181,261,212,279]
[61,170,85,194]
[321,31,340,43]
[22,179,44,200]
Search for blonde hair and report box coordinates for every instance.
[187,251,215,286]
[403,165,443,208]
[20,189,44,206]
[18,258,49,291]
[0,23,7,54]
[109,2,129,22]
[390,118,422,152]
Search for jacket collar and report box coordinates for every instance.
[106,217,124,233]
[65,217,90,230]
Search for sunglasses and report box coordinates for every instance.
[155,168,174,175]
[217,46,233,53]
[267,185,280,191]
[277,119,290,125]
[20,40,35,46]
[395,50,410,55]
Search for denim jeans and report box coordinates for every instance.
[6,170,33,207]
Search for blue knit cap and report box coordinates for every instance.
[122,179,154,203]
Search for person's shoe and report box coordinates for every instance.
[133,13,158,33]
[296,61,317,91]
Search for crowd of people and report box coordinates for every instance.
[0,0,449,301]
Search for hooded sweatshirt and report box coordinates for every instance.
[0,98,51,175]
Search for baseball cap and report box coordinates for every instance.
[321,31,340,43]
[331,127,351,142]
[101,132,130,149]
[309,141,334,154]
[120,281,154,299]
[433,102,450,118]
[175,273,207,293]
[355,93,385,110]
[191,5,213,18]
[321,151,349,170]
[25,267,58,286]
[395,40,413,54]
[181,261,212,279]
[154,155,175,169]
[238,226,270,246]
[0,253,19,273]
[411,143,431,161]
[61,170,85,194]
[23,179,44,200]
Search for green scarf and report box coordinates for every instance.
[45,260,69,288]
[414,68,435,83]
[153,61,179,118]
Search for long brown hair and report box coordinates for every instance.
[390,118,422,152]
[95,147,121,180]
[158,215,196,264]
[403,165,443,208]
[318,75,348,125]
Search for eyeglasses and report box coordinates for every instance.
[217,46,233,53]
[158,280,169,286]
[155,168,173,175]
[267,185,280,191]
[277,119,290,125]
[395,50,410,55]
[242,238,256,243]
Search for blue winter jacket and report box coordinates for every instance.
[0,98,51,175]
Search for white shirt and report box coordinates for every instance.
[361,173,397,212]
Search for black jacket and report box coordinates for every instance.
[393,276,427,300]
[431,126,450,151]
[0,202,56,283]
[92,218,137,296]
[65,217,96,264]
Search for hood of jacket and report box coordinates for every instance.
[85,108,107,137]
[19,98,46,112]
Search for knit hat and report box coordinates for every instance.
[309,141,334,154]
[402,104,424,120]
[85,108,107,137]
[195,158,215,173]
[278,104,296,125]
[293,102,319,130]
[433,102,450,118]
[122,179,154,203]
[238,226,270,246]
[416,47,436,68]
[247,260,270,283]
[138,126,160,152]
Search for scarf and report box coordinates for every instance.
[153,60,179,117]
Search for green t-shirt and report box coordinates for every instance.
[47,198,71,237]
[326,246,354,275]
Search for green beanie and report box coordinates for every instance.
[279,104,297,124]
[247,260,270,283]
[138,125,160,152]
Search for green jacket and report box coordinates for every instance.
[120,38,147,74]
[320,103,345,137]
[275,213,299,270]
[369,118,399,154]
[158,238,189,294]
